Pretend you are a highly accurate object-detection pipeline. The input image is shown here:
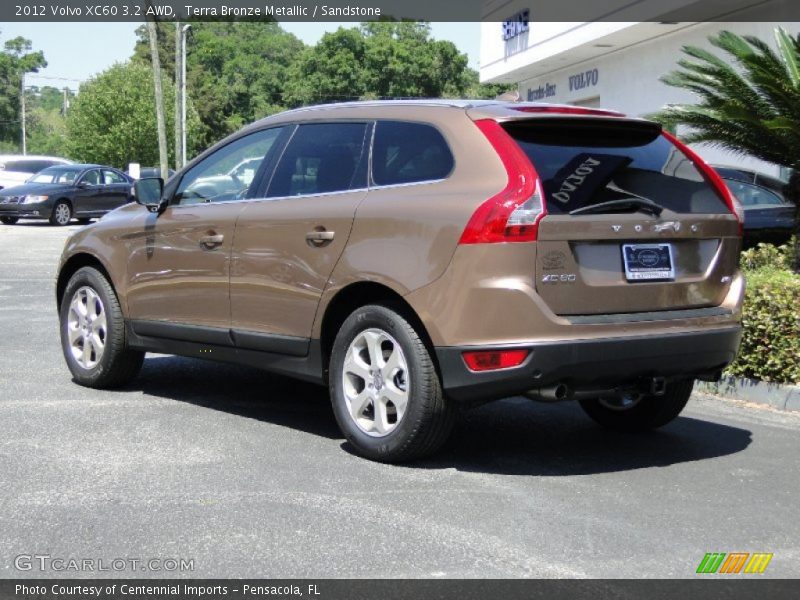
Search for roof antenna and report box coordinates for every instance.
[496,89,521,102]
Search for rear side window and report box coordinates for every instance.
[103,169,127,185]
[1,159,60,173]
[725,180,787,208]
[372,121,454,186]
[503,120,729,215]
[267,122,369,197]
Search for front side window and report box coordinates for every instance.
[371,121,454,186]
[174,127,284,205]
[267,122,369,197]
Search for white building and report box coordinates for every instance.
[479,2,800,177]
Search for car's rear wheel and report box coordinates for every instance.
[578,379,694,432]
[50,200,72,226]
[0,216,18,225]
[329,304,456,463]
[59,266,144,388]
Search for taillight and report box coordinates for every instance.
[513,105,625,117]
[662,131,744,233]
[459,119,546,244]
[462,349,529,372]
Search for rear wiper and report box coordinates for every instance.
[570,197,664,217]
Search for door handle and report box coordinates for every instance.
[199,233,224,248]
[306,229,335,247]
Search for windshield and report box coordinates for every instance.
[28,167,84,184]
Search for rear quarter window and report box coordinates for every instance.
[371,121,454,186]
[503,120,729,215]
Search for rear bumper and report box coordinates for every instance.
[436,326,742,403]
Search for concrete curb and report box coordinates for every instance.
[695,376,800,411]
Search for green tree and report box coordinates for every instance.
[0,31,46,150]
[133,21,305,150]
[652,28,800,269]
[284,27,368,105]
[284,22,485,106]
[460,67,516,100]
[64,62,199,169]
[25,86,73,156]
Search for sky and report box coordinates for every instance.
[0,22,480,91]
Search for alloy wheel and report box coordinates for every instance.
[66,286,107,369]
[54,202,71,225]
[341,328,409,437]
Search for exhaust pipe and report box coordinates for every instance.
[526,383,572,402]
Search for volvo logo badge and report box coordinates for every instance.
[654,221,681,233]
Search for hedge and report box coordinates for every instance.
[725,241,800,384]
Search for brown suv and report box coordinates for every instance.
[56,100,744,462]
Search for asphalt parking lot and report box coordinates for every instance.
[1,220,799,579]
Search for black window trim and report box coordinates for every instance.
[367,118,456,190]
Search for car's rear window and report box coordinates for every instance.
[503,119,729,215]
[1,159,62,173]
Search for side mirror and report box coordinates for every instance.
[77,180,90,188]
[133,177,165,213]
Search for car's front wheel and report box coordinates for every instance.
[59,266,144,388]
[50,200,72,226]
[329,304,456,462]
[578,379,694,432]
[0,216,18,225]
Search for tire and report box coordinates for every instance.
[0,216,18,225]
[50,200,72,226]
[329,304,456,463]
[59,266,144,388]
[578,379,694,432]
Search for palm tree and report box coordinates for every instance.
[653,28,800,270]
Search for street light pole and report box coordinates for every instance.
[181,24,191,168]
[174,21,182,170]
[20,73,26,155]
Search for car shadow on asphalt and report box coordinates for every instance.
[130,356,752,476]
[130,355,342,440]
[408,399,753,476]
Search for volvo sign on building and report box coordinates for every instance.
[479,0,799,176]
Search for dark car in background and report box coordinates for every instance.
[0,164,133,226]
[713,166,795,247]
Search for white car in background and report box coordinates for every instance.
[0,155,73,190]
